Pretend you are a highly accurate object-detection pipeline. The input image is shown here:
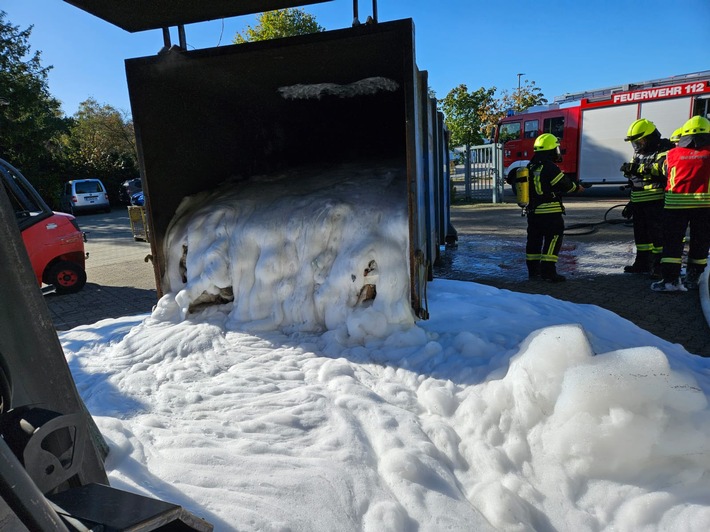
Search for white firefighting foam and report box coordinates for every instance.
[152,162,415,338]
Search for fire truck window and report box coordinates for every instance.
[543,117,565,139]
[692,97,709,120]
[524,120,539,139]
[499,122,521,143]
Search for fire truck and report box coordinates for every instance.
[496,71,710,187]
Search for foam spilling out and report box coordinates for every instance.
[65,299,710,530]
[152,162,415,337]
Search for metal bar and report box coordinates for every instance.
[352,0,359,26]
[495,143,504,203]
[178,25,187,49]
[372,0,378,22]
[0,438,70,532]
[162,27,171,48]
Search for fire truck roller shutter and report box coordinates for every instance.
[639,97,697,142]
[579,105,638,185]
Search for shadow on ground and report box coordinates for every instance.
[46,283,157,331]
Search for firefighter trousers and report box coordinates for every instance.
[660,207,710,281]
[526,212,564,268]
[631,199,664,256]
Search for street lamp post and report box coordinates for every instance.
[517,73,525,111]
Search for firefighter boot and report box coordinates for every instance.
[651,277,688,292]
[541,261,566,283]
[526,260,541,280]
[624,250,651,274]
[684,266,703,290]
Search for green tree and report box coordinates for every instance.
[478,79,549,142]
[61,98,138,203]
[233,8,325,43]
[499,78,548,115]
[440,85,498,201]
[0,11,67,202]
[440,85,498,149]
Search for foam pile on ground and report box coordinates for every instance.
[62,278,710,530]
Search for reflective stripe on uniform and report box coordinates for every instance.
[664,191,710,208]
[544,234,560,261]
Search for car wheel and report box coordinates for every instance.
[45,261,87,294]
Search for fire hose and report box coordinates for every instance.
[564,203,633,236]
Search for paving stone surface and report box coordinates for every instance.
[46,197,710,357]
[437,197,710,358]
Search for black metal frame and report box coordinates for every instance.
[63,0,334,33]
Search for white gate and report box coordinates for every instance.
[450,143,504,203]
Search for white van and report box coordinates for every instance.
[61,179,111,214]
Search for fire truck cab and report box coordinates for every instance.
[498,105,580,184]
[497,71,710,188]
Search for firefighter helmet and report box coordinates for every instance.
[681,115,710,136]
[670,127,683,143]
[533,133,560,152]
[624,118,657,142]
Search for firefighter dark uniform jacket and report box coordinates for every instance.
[625,138,674,204]
[526,156,579,214]
[664,134,710,208]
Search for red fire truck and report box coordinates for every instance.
[496,71,710,187]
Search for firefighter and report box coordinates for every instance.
[670,127,683,145]
[651,115,710,292]
[525,133,584,282]
[620,118,674,277]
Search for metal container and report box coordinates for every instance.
[125,19,451,318]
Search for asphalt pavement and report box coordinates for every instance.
[44,191,710,357]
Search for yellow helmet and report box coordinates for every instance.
[681,115,710,136]
[670,127,683,143]
[624,118,657,142]
[533,133,560,152]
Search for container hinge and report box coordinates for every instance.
[414,249,430,320]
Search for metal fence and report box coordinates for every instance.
[450,143,504,203]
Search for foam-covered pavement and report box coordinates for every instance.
[436,198,710,357]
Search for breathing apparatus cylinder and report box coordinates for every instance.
[515,167,529,206]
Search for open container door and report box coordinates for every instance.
[126,19,439,319]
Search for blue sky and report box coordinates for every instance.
[4,0,710,116]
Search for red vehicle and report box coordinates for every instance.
[497,71,710,187]
[1,158,88,294]
[498,106,580,183]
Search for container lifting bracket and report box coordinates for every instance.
[352,0,378,26]
[160,24,187,54]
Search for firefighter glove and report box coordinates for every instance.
[619,162,640,174]
[622,201,633,219]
